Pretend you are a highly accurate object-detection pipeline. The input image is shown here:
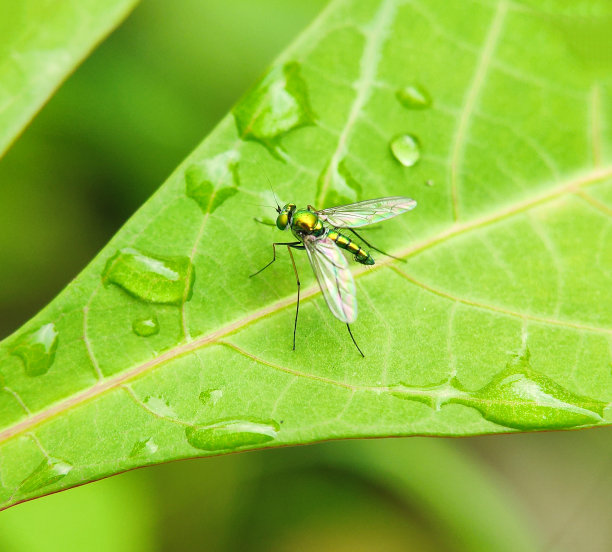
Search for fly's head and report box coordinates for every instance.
[276,203,296,231]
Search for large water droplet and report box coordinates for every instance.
[233,61,315,157]
[390,134,421,167]
[396,84,432,109]
[450,352,607,430]
[132,315,160,337]
[129,437,158,457]
[11,323,58,377]
[102,248,194,306]
[144,396,177,419]
[185,418,280,451]
[17,457,72,494]
[316,157,362,207]
[390,351,607,430]
[185,151,240,214]
[199,389,223,406]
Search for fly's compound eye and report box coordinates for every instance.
[276,213,289,230]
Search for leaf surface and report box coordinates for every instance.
[1,0,612,508]
[0,0,139,157]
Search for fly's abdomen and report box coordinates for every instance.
[327,230,374,265]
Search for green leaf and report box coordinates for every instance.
[1,0,612,509]
[0,0,139,157]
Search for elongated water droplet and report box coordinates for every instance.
[144,396,177,419]
[390,351,608,430]
[132,315,160,337]
[316,157,362,207]
[130,437,158,457]
[102,248,194,306]
[199,389,223,406]
[11,323,58,376]
[186,151,240,214]
[396,84,432,109]
[185,418,280,451]
[390,134,421,167]
[17,457,72,494]
[233,61,315,158]
[449,353,607,430]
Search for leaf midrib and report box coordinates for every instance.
[1,163,610,445]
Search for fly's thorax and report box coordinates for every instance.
[291,209,325,236]
[327,230,374,265]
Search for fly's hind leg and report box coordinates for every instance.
[346,323,365,357]
[345,228,405,263]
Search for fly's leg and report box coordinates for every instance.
[346,323,365,357]
[286,246,302,351]
[345,228,405,263]
[249,242,302,278]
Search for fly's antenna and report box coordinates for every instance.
[255,158,282,213]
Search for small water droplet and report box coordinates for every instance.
[144,396,177,419]
[233,61,315,157]
[199,389,223,406]
[17,457,72,494]
[132,315,160,337]
[102,248,194,306]
[130,437,158,457]
[396,84,432,109]
[390,134,421,167]
[11,323,58,377]
[185,418,280,451]
[425,179,434,187]
[185,151,240,214]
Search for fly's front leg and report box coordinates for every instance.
[286,245,302,351]
[249,242,301,278]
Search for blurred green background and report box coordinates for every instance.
[0,1,610,550]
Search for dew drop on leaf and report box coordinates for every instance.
[449,352,608,430]
[129,437,158,457]
[132,315,160,337]
[102,248,194,306]
[185,151,240,214]
[232,61,315,157]
[390,134,421,167]
[17,457,72,494]
[10,323,58,377]
[199,389,223,406]
[185,418,280,451]
[396,84,432,109]
[144,396,177,419]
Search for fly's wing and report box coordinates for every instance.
[315,196,416,228]
[303,235,357,323]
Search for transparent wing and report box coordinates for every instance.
[303,235,357,323]
[315,196,417,228]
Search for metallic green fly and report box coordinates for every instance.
[251,197,417,356]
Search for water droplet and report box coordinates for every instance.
[17,457,72,494]
[185,418,280,451]
[199,389,223,406]
[390,351,607,430]
[185,151,240,214]
[11,323,58,377]
[396,84,432,109]
[102,248,194,306]
[233,61,315,157]
[144,396,177,419]
[450,352,607,430]
[132,315,160,337]
[425,179,434,187]
[316,157,362,207]
[390,134,421,167]
[129,437,158,457]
